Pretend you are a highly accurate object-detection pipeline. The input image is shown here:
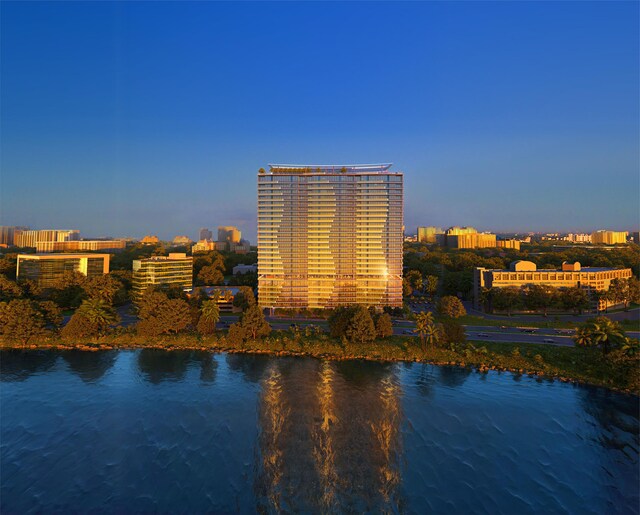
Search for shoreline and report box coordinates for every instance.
[2,334,638,396]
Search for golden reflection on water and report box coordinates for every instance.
[255,359,403,513]
[257,364,288,512]
[313,361,338,510]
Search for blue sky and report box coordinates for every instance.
[2,1,638,241]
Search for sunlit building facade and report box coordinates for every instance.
[417,226,443,244]
[132,253,193,299]
[14,229,80,248]
[35,240,126,252]
[591,230,628,245]
[474,260,633,310]
[258,164,403,309]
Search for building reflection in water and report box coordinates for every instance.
[254,358,403,513]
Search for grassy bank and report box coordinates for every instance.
[2,331,638,395]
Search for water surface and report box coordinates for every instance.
[1,350,638,513]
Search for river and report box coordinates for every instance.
[1,350,638,513]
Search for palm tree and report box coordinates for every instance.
[76,298,120,336]
[198,300,221,335]
[574,317,626,355]
[587,318,626,355]
[423,323,440,348]
[414,311,435,351]
[573,326,592,347]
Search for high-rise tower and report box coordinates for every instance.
[258,164,403,309]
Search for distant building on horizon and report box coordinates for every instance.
[140,235,160,245]
[258,163,403,309]
[36,240,126,252]
[16,253,110,287]
[417,226,443,244]
[496,239,521,251]
[591,230,628,245]
[0,226,29,246]
[14,229,80,248]
[172,235,193,246]
[132,253,193,299]
[218,226,242,244]
[199,228,213,241]
[437,226,497,249]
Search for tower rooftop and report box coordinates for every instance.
[266,163,394,174]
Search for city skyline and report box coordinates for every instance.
[2,2,639,241]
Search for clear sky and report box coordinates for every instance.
[2,1,638,241]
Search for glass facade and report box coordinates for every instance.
[258,165,403,309]
[132,256,194,299]
[16,254,110,287]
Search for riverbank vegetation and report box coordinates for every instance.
[2,296,638,393]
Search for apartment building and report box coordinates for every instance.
[258,163,403,309]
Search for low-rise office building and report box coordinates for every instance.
[16,253,110,287]
[474,260,633,311]
[132,253,193,299]
[36,240,126,252]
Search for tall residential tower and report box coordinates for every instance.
[258,164,403,309]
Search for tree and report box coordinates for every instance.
[38,301,63,330]
[0,275,22,301]
[233,286,256,311]
[423,275,439,299]
[240,304,271,340]
[193,251,225,285]
[573,317,627,355]
[61,312,99,339]
[197,265,224,286]
[627,277,640,307]
[607,279,629,309]
[402,278,413,297]
[83,274,125,305]
[490,287,521,316]
[414,311,435,350]
[437,296,466,318]
[423,323,440,348]
[345,306,376,345]
[375,313,393,338]
[523,284,557,317]
[560,287,590,315]
[47,270,87,309]
[438,319,466,345]
[136,290,191,336]
[0,299,48,345]
[75,298,120,336]
[328,306,357,338]
[406,271,423,292]
[197,300,221,335]
[226,322,246,347]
